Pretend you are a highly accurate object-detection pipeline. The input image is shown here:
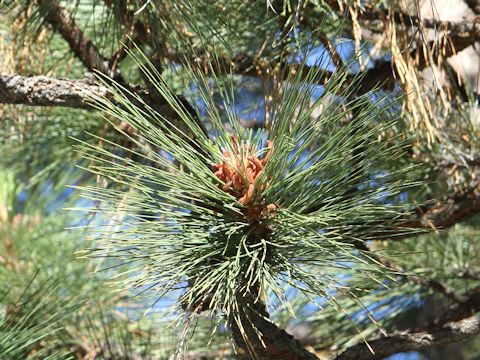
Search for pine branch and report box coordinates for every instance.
[358,7,480,79]
[102,0,150,70]
[0,73,207,143]
[231,294,318,360]
[163,50,385,93]
[93,2,479,96]
[334,312,480,360]
[364,182,480,240]
[465,0,480,14]
[0,75,110,109]
[3,74,480,234]
[0,73,175,113]
[36,1,206,138]
[456,269,480,281]
[301,3,480,92]
[0,74,149,110]
[354,242,469,304]
[360,6,480,36]
[326,0,480,43]
[58,0,478,98]
[332,282,480,360]
[401,181,480,230]
[437,286,480,324]
[37,0,120,79]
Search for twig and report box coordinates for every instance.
[400,181,480,229]
[465,0,480,14]
[0,75,113,109]
[456,269,480,281]
[335,312,480,360]
[38,0,121,80]
[355,242,468,304]
[0,75,148,109]
[230,293,318,360]
[432,285,480,326]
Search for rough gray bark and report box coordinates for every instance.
[0,74,157,111]
[335,313,480,360]
[0,75,109,109]
[231,294,318,360]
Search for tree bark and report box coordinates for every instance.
[0,75,116,109]
[38,0,112,77]
[231,294,318,360]
[335,312,480,360]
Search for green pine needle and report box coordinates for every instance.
[76,49,420,341]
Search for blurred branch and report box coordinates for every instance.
[326,0,480,42]
[53,0,479,98]
[335,312,480,360]
[465,0,480,14]
[165,50,390,93]
[355,242,468,304]
[456,269,480,281]
[102,0,150,72]
[301,3,480,91]
[434,157,480,170]
[401,182,480,229]
[333,254,480,359]
[360,6,480,35]
[363,181,480,240]
[357,7,480,78]
[318,32,343,67]
[437,285,480,324]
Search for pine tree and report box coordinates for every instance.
[0,1,479,359]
